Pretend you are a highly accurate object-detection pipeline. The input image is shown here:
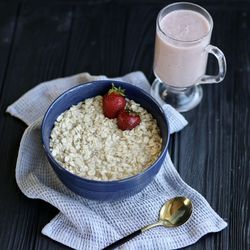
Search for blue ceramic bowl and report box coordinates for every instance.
[42,80,169,201]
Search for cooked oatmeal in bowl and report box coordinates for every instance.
[41,80,169,201]
[50,96,162,181]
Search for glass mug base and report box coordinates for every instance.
[151,79,203,112]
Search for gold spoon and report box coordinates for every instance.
[103,196,193,250]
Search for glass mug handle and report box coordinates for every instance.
[199,45,227,84]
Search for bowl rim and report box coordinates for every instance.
[41,80,170,184]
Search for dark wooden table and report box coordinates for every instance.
[0,0,249,249]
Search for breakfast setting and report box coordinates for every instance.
[1,0,248,250]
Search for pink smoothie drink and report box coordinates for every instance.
[154,9,211,88]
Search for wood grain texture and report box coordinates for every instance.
[121,4,159,77]
[0,1,249,250]
[174,6,250,250]
[64,3,127,77]
[0,2,73,250]
[228,9,250,250]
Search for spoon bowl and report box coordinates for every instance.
[160,196,193,227]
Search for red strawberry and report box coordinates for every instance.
[117,109,141,131]
[103,84,126,119]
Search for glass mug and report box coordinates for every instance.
[151,2,226,112]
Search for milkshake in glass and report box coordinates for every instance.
[151,2,226,112]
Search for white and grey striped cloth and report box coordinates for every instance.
[7,71,227,250]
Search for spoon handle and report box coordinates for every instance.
[102,229,142,250]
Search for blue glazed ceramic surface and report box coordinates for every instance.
[42,80,170,201]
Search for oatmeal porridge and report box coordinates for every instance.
[50,96,162,180]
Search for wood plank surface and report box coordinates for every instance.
[0,1,249,250]
[177,6,250,250]
[64,3,127,77]
[0,2,73,249]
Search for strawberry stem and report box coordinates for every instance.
[108,83,125,96]
[125,108,140,116]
